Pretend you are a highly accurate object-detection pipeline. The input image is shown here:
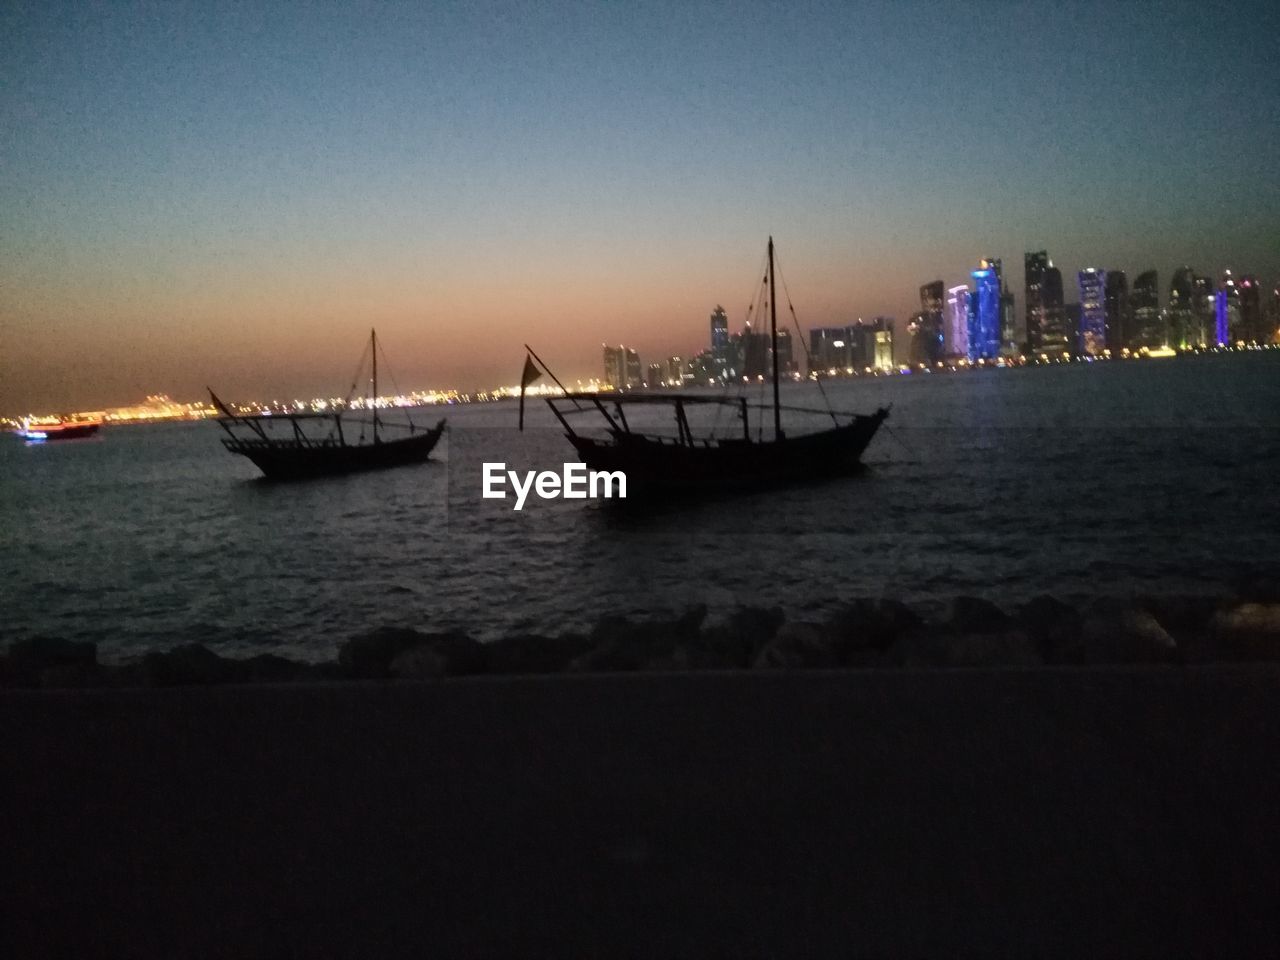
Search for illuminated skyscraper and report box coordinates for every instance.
[1104,270,1129,351]
[710,305,729,352]
[603,344,623,388]
[1192,273,1216,345]
[1130,270,1163,348]
[869,317,895,369]
[945,285,970,359]
[969,260,1002,361]
[809,328,851,373]
[742,324,770,378]
[1237,276,1262,342]
[1025,251,1049,351]
[1040,264,1070,357]
[624,348,642,388]
[665,356,685,385]
[1168,266,1202,348]
[1216,271,1244,344]
[775,328,795,375]
[1266,284,1280,343]
[1077,269,1107,357]
[911,281,945,364]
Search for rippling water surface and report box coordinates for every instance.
[2,352,1277,661]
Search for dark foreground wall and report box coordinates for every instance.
[4,668,1279,958]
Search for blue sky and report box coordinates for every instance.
[2,0,1277,410]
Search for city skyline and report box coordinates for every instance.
[3,1,1277,411]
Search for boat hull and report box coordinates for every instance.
[225,422,445,481]
[565,411,887,495]
[20,422,101,441]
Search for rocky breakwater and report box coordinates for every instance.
[4,586,1280,689]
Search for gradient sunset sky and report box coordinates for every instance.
[3,0,1277,412]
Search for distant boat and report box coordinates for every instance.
[17,417,102,441]
[522,238,889,495]
[210,328,445,481]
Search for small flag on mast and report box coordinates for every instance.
[207,388,233,418]
[518,354,542,431]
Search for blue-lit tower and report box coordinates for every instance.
[710,305,729,353]
[969,263,1002,360]
[1077,268,1107,356]
[1215,288,1231,344]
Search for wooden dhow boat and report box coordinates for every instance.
[211,329,445,480]
[521,238,889,496]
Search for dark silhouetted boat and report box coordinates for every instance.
[211,329,445,480]
[522,238,889,495]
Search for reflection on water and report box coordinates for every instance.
[2,353,1278,661]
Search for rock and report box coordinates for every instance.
[882,628,951,668]
[1209,603,1280,661]
[1018,595,1084,664]
[573,607,710,672]
[4,637,99,686]
[823,599,921,654]
[141,644,248,685]
[1140,595,1222,663]
[242,653,312,683]
[36,662,105,688]
[1081,606,1177,665]
[339,627,480,679]
[395,633,485,679]
[753,622,837,669]
[339,627,427,678]
[944,630,1042,668]
[484,633,595,675]
[700,606,785,668]
[948,596,1011,634]
[1231,575,1280,604]
[389,645,449,679]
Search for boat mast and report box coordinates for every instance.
[769,236,782,440]
[371,327,379,444]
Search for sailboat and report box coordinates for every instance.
[522,238,889,495]
[211,328,445,480]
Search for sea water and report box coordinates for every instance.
[1,351,1277,662]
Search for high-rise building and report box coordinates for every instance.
[666,356,686,385]
[1065,303,1082,350]
[710,305,729,352]
[1040,264,1070,357]
[1192,273,1216,346]
[1077,269,1107,357]
[1266,284,1280,344]
[1168,266,1203,348]
[1216,271,1243,344]
[1104,270,1129,351]
[1025,251,1049,352]
[603,345,623,389]
[1000,290,1017,356]
[705,304,732,380]
[809,328,851,373]
[646,362,663,387]
[870,317,895,369]
[911,281,945,364]
[741,324,770,378]
[624,348,642,388]
[776,328,795,375]
[1238,276,1263,343]
[945,285,970,359]
[1130,271,1163,348]
[969,261,1003,361]
[604,345,642,388]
